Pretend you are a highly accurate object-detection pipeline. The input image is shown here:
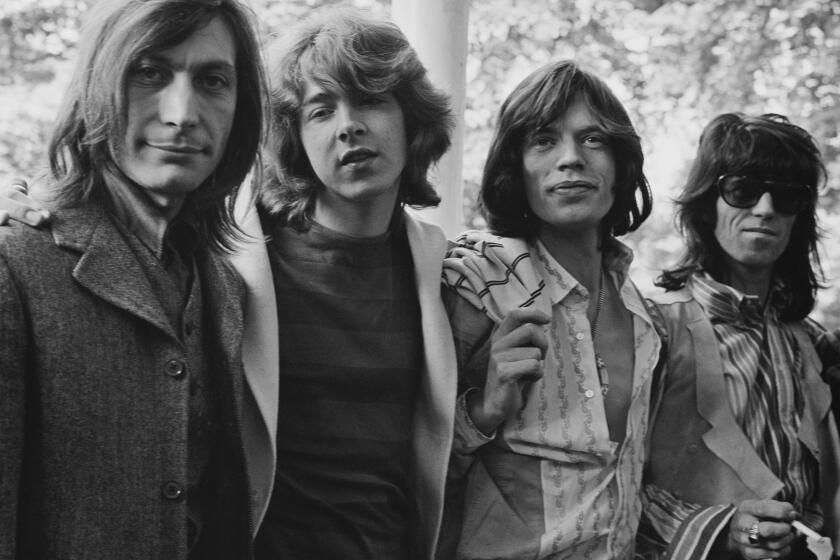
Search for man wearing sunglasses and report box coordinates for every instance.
[636,113,840,559]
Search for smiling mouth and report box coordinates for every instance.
[340,148,376,165]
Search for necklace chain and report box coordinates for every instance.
[591,270,609,396]
[590,270,607,342]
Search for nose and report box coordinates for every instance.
[159,74,198,129]
[555,139,584,171]
[336,103,366,142]
[752,191,776,216]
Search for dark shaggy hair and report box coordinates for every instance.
[48,0,267,251]
[657,113,825,321]
[259,7,453,229]
[479,59,652,239]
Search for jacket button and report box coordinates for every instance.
[162,481,184,501]
[165,359,186,378]
[687,444,698,454]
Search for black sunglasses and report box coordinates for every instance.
[715,175,813,215]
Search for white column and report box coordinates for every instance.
[391,0,469,238]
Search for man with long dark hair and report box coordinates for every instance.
[640,113,840,559]
[441,60,661,559]
[0,0,272,558]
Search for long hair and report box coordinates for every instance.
[48,0,267,251]
[259,7,453,229]
[657,113,825,321]
[480,59,652,239]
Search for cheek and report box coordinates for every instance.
[299,130,322,168]
[521,159,542,203]
[211,98,237,135]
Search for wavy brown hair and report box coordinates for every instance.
[259,7,453,229]
[657,113,825,321]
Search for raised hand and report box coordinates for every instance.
[466,307,550,436]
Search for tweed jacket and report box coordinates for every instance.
[0,202,254,559]
[646,287,840,548]
[229,192,458,560]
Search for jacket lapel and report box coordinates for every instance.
[405,211,457,559]
[227,189,279,533]
[690,317,783,498]
[792,326,831,454]
[51,204,176,340]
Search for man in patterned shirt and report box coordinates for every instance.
[440,60,662,559]
[640,113,840,560]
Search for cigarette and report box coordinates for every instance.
[792,520,825,543]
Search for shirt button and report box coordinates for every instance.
[687,444,699,455]
[165,359,186,378]
[575,332,585,341]
[162,481,184,501]
[584,389,595,399]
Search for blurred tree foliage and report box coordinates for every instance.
[1,0,839,326]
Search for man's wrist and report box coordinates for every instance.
[453,387,496,451]
[465,387,503,437]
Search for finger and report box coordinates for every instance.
[495,321,549,356]
[496,307,551,338]
[0,197,48,226]
[9,177,29,194]
[495,352,544,383]
[738,499,796,522]
[756,520,795,544]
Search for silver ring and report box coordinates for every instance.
[748,522,761,545]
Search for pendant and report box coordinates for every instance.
[595,353,609,396]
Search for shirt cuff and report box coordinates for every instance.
[666,503,736,560]
[453,387,495,454]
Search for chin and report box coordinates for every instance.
[148,176,207,194]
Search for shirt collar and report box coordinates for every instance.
[103,172,200,263]
[533,237,635,305]
[688,272,781,326]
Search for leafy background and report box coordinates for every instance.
[2,0,839,327]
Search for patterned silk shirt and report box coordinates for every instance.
[443,232,662,560]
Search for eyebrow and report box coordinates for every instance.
[535,122,604,136]
[301,90,335,107]
[141,53,237,75]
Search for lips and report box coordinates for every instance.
[743,227,777,236]
[147,142,204,154]
[339,148,376,165]
[548,180,596,192]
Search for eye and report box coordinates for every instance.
[199,73,233,92]
[530,134,555,149]
[130,64,167,85]
[307,106,334,121]
[582,133,607,148]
